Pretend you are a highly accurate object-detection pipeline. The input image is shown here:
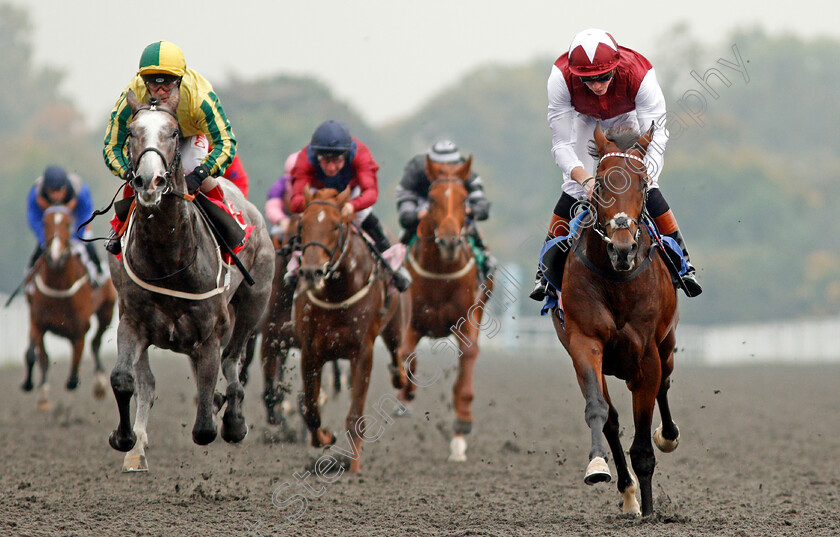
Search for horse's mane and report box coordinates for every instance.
[587,127,642,160]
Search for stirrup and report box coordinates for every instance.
[681,270,702,297]
[529,274,556,302]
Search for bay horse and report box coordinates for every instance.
[294,187,410,473]
[23,206,116,410]
[399,156,493,462]
[550,124,680,517]
[106,87,274,472]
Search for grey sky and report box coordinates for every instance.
[11,0,840,129]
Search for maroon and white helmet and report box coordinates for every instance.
[568,28,621,76]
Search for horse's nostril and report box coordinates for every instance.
[153,176,165,188]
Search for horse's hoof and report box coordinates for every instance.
[584,456,612,485]
[312,429,336,447]
[109,430,137,452]
[192,426,217,446]
[122,453,149,472]
[221,417,248,444]
[621,476,641,516]
[21,380,34,392]
[36,399,52,412]
[448,436,468,462]
[66,377,80,391]
[392,403,412,418]
[93,373,108,400]
[317,389,329,408]
[653,424,680,453]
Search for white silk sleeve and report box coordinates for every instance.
[635,68,669,182]
[547,66,584,178]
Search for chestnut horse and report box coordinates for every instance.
[294,187,410,473]
[107,88,274,472]
[23,206,116,410]
[550,124,680,517]
[399,156,493,462]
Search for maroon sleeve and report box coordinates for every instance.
[349,141,379,212]
[289,149,315,213]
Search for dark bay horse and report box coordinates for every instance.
[400,156,493,462]
[258,215,300,426]
[23,206,117,410]
[294,187,410,473]
[551,124,680,516]
[107,88,274,472]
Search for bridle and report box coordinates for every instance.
[300,199,350,279]
[416,178,468,247]
[590,152,649,245]
[124,103,191,201]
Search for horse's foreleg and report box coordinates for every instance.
[123,350,154,472]
[629,354,662,517]
[345,344,375,474]
[239,332,257,386]
[301,352,332,447]
[109,322,145,452]
[66,335,86,391]
[449,335,478,463]
[568,337,610,484]
[654,331,680,452]
[22,336,38,392]
[190,340,221,446]
[379,309,408,390]
[34,331,51,411]
[261,332,284,426]
[220,339,248,444]
[91,306,111,400]
[397,327,421,407]
[602,379,640,516]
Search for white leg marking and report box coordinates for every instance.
[448,435,467,462]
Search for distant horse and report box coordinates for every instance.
[399,156,493,462]
[106,87,274,472]
[23,206,116,410]
[258,216,300,426]
[550,124,680,516]
[294,187,410,473]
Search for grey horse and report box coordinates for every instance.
[106,87,274,472]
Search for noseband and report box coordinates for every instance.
[418,178,468,246]
[125,104,187,199]
[591,152,649,245]
[300,199,350,278]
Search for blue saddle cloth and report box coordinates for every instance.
[537,210,688,317]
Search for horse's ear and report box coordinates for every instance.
[635,122,655,155]
[303,185,313,206]
[457,155,473,181]
[336,186,352,206]
[126,90,141,114]
[593,122,610,156]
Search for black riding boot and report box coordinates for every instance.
[361,214,412,292]
[665,230,702,297]
[529,235,571,302]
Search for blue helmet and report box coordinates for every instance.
[310,120,352,157]
[43,165,69,191]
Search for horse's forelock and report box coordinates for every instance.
[589,128,643,161]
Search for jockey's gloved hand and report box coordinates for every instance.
[186,164,210,195]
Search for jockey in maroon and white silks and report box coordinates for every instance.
[531,28,702,302]
[548,41,668,197]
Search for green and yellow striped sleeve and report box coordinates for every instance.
[102,86,136,179]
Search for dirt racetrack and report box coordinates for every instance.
[2,345,839,537]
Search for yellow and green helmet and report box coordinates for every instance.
[137,40,186,78]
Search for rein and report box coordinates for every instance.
[574,151,653,283]
[299,200,350,279]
